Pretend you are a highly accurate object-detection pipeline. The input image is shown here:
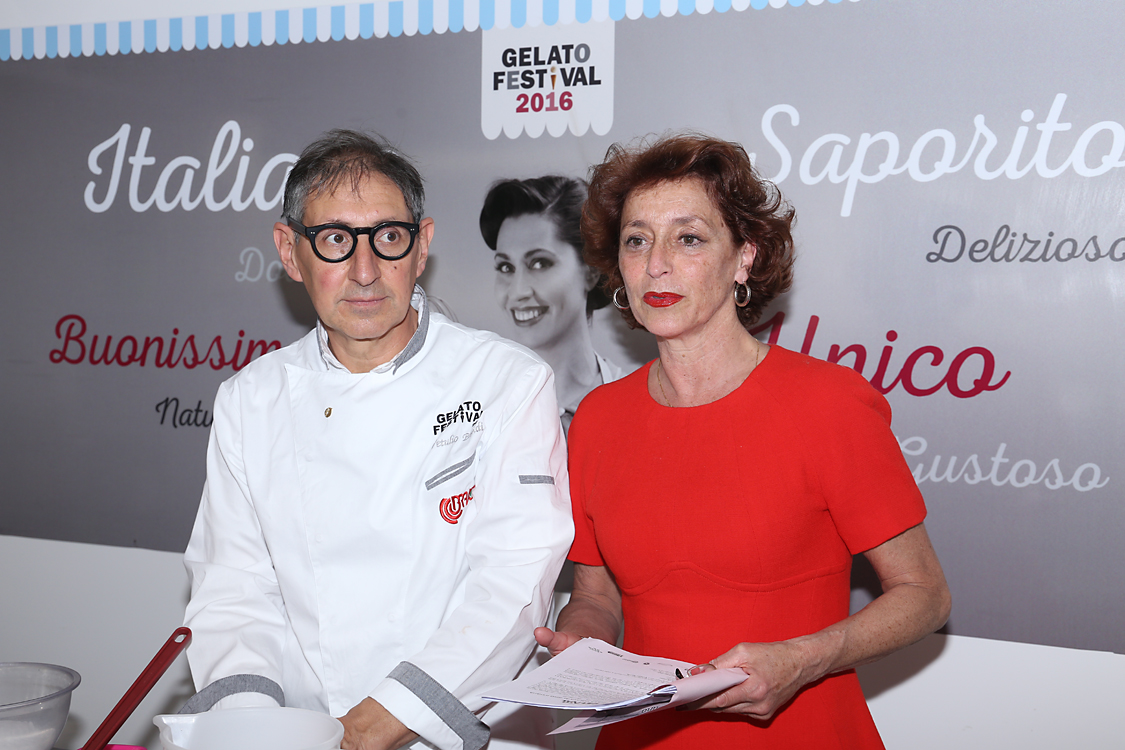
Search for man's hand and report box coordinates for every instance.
[338,697,418,750]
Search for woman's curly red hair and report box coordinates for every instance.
[581,133,795,329]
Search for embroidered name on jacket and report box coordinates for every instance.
[433,401,483,434]
[440,486,475,524]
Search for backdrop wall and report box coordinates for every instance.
[2,0,1123,746]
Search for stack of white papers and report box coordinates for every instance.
[481,638,749,733]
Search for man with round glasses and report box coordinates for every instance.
[184,130,573,750]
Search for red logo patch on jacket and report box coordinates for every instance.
[440,485,475,524]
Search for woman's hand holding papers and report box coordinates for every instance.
[533,627,585,657]
[690,525,952,720]
[534,563,623,657]
[684,641,813,720]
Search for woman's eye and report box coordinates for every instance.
[529,257,555,270]
[622,235,645,248]
[681,234,703,247]
[495,261,514,274]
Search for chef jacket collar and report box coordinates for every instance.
[315,284,430,375]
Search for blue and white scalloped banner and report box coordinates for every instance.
[1,0,858,62]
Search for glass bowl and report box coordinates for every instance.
[0,662,82,750]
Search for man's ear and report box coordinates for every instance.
[413,217,435,278]
[274,222,303,283]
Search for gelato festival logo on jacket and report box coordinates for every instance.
[440,486,476,525]
[433,401,484,435]
[481,20,614,139]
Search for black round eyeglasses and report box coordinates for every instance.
[288,219,420,262]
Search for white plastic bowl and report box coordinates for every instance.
[154,707,344,750]
[0,662,82,750]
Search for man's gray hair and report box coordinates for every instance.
[282,129,425,224]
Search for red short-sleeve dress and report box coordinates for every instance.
[567,346,927,750]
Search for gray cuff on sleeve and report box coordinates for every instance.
[179,674,285,714]
[387,662,489,750]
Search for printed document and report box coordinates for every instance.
[481,638,748,733]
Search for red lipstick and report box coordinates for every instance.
[643,292,683,307]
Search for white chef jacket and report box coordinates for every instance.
[183,286,573,750]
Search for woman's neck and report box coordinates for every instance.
[653,315,765,408]
[535,319,603,410]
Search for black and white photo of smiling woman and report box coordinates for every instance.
[480,175,623,433]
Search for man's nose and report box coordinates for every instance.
[349,241,382,285]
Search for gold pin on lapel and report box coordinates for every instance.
[324,407,332,418]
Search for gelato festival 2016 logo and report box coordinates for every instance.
[481,21,614,139]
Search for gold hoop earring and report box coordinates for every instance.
[734,282,752,308]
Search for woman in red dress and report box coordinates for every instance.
[535,134,952,749]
